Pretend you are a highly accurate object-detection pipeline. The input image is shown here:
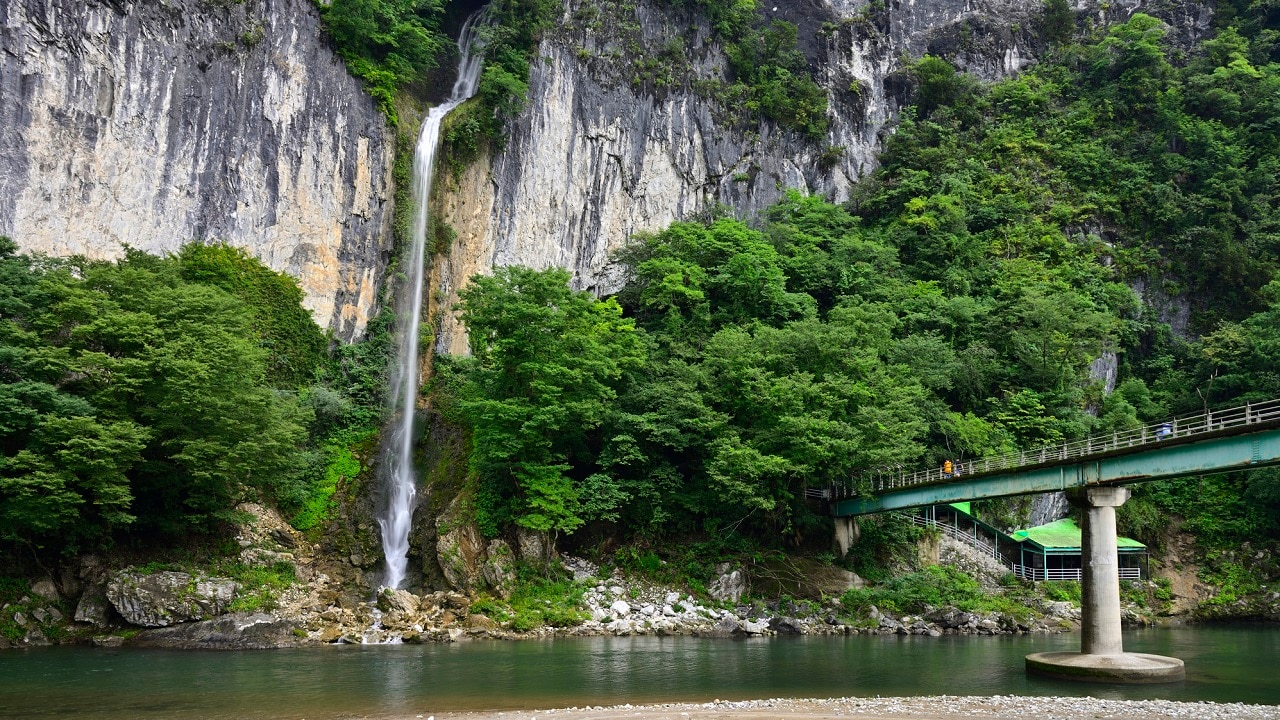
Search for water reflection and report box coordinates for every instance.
[1,627,1278,719]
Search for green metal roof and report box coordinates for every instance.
[949,502,972,514]
[1010,518,1146,551]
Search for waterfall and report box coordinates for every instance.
[378,10,490,591]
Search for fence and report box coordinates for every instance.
[1009,565,1143,582]
[908,511,1144,582]
[819,397,1280,500]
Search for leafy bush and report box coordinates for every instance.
[471,566,588,631]
[224,561,297,613]
[840,565,1032,619]
[1041,580,1082,604]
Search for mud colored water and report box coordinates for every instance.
[2,626,1278,719]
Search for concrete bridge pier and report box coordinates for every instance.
[1026,486,1185,683]
[833,516,859,559]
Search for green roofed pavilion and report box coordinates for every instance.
[1009,517,1148,581]
[1010,518,1146,551]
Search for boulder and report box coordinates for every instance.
[700,615,741,638]
[130,612,303,649]
[377,588,420,615]
[465,613,498,632]
[481,540,517,599]
[21,628,50,646]
[30,577,60,602]
[106,570,237,627]
[435,496,487,593]
[610,600,632,618]
[770,616,806,634]
[708,564,748,603]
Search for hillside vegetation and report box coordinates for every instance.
[0,241,390,555]
[434,5,1280,580]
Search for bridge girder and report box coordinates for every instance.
[831,427,1280,517]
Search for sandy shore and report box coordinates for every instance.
[420,696,1280,720]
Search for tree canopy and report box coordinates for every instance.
[0,241,335,550]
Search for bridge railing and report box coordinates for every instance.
[815,398,1280,501]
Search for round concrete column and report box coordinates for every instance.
[1075,486,1129,655]
[1026,485,1184,683]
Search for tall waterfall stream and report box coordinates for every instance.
[379,11,490,591]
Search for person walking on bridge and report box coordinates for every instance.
[943,459,953,478]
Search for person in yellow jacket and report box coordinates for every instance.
[943,459,953,477]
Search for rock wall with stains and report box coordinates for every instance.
[0,0,395,340]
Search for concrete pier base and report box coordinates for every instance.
[1026,651,1185,683]
[1025,486,1184,683]
[833,516,859,558]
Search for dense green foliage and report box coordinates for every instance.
[0,240,310,547]
[174,244,328,387]
[437,267,646,534]
[0,241,390,554]
[438,8,1280,568]
[320,0,449,119]
[670,0,828,138]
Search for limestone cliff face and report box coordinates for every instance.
[0,0,395,340]
[431,0,1210,355]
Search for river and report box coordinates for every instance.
[2,626,1277,719]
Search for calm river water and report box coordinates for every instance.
[2,626,1278,719]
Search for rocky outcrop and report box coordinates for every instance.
[708,563,749,604]
[431,0,1210,354]
[432,495,522,597]
[130,612,303,649]
[0,0,395,340]
[435,495,488,594]
[106,570,237,627]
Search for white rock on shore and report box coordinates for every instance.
[432,695,1280,720]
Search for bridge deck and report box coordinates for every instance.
[821,399,1280,517]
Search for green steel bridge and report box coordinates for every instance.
[812,398,1280,517]
[811,397,1280,682]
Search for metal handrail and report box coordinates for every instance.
[906,513,1000,559]
[824,398,1280,501]
[906,511,1143,581]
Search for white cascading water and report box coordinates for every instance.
[378,10,490,591]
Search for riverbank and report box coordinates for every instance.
[428,696,1280,720]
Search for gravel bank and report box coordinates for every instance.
[428,695,1280,720]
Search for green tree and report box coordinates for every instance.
[449,266,646,534]
[0,240,314,548]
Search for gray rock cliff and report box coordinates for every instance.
[431,0,1210,354]
[0,0,395,340]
